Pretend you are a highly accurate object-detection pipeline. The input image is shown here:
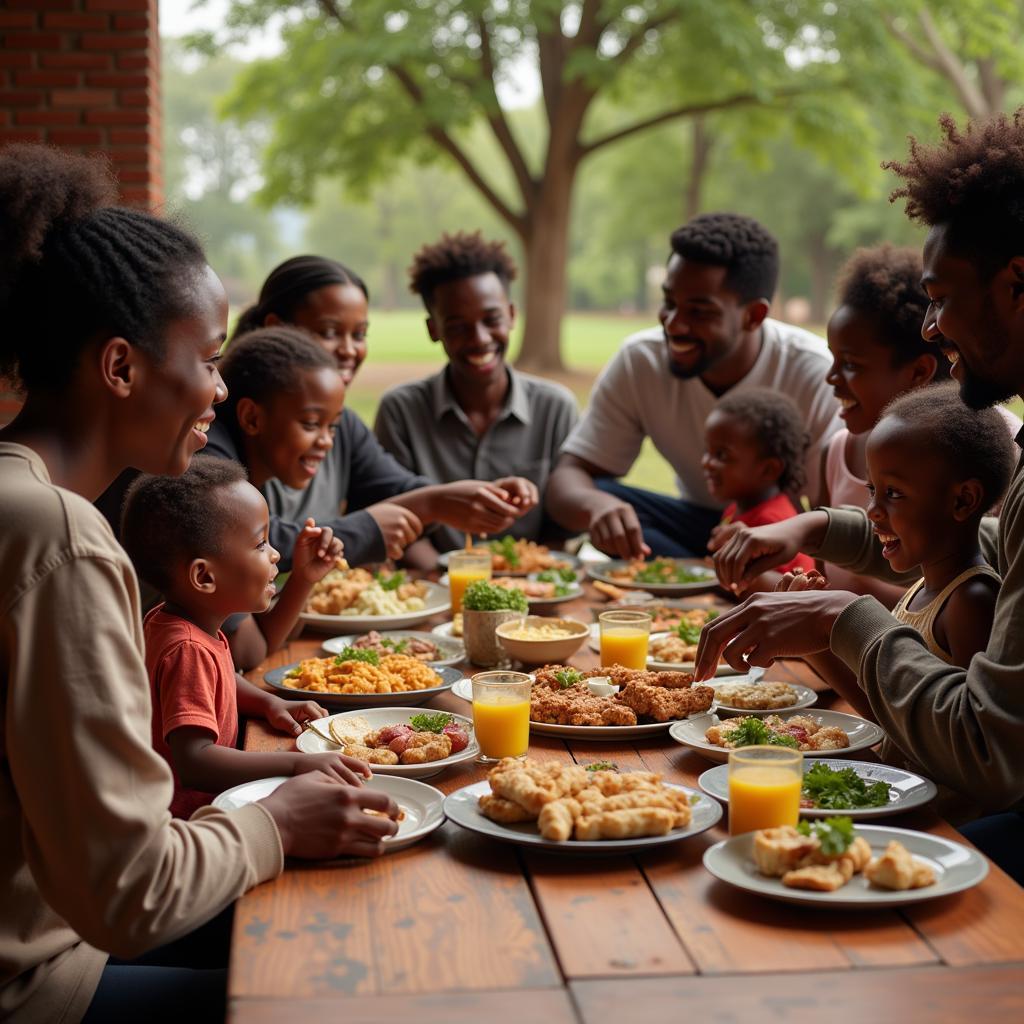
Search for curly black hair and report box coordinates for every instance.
[879,382,1014,513]
[884,109,1024,279]
[711,387,809,493]
[407,230,517,309]
[0,144,208,393]
[122,457,249,594]
[232,254,369,340]
[217,326,338,443]
[669,213,779,303]
[834,245,948,378]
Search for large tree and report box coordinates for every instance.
[201,0,846,370]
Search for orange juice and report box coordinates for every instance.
[728,764,802,834]
[472,697,530,759]
[449,568,490,614]
[600,627,649,669]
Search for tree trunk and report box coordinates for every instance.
[684,115,713,220]
[807,230,832,325]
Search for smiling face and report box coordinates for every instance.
[658,255,749,380]
[701,408,780,506]
[239,365,345,489]
[921,224,1024,410]
[427,272,514,386]
[826,305,936,436]
[278,282,369,388]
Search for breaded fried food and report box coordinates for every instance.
[399,732,452,764]
[783,861,853,891]
[808,726,851,751]
[615,680,714,721]
[479,794,537,824]
[343,743,399,765]
[753,826,819,877]
[579,789,692,829]
[537,797,581,841]
[574,806,676,840]
[488,761,589,814]
[529,685,638,727]
[865,840,936,890]
[714,681,798,710]
[585,770,661,795]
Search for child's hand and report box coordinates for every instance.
[774,568,828,593]
[493,476,539,513]
[265,696,326,736]
[292,518,345,585]
[292,751,373,786]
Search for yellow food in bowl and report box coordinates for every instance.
[501,622,580,641]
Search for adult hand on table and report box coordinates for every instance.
[260,771,399,859]
[692,589,860,681]
[366,502,424,561]
[588,500,651,562]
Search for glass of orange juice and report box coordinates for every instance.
[471,670,531,763]
[598,610,652,669]
[448,550,492,615]
[727,745,803,835]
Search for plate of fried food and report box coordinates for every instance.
[296,708,479,780]
[703,816,987,908]
[698,759,937,820]
[438,538,581,576]
[712,679,818,715]
[443,757,722,854]
[670,710,885,763]
[300,563,450,632]
[321,629,465,669]
[587,558,718,595]
[211,773,445,853]
[264,649,463,709]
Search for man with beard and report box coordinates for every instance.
[694,110,1024,880]
[546,213,840,559]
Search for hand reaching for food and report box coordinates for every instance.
[292,518,345,584]
[774,567,828,593]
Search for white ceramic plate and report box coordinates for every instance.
[713,681,819,716]
[437,548,581,577]
[587,624,744,676]
[321,630,465,668]
[431,621,460,641]
[587,559,718,595]
[299,580,451,633]
[697,759,938,819]
[669,709,886,764]
[703,824,988,908]
[295,707,479,780]
[211,774,446,853]
[264,661,462,710]
[444,778,722,855]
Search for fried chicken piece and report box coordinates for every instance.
[574,806,675,840]
[579,790,692,829]
[529,685,638,727]
[753,826,819,877]
[865,840,936,890]
[399,732,452,764]
[615,680,714,721]
[585,770,661,796]
[537,797,581,841]
[479,794,537,824]
[587,665,649,687]
[489,761,588,814]
[343,743,399,765]
[783,861,852,891]
[808,726,851,751]
[843,836,873,874]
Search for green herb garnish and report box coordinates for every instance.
[801,762,891,810]
[409,712,455,733]
[334,648,380,667]
[797,816,856,856]
[488,536,520,568]
[536,567,577,584]
[634,559,713,585]
[462,580,529,612]
[379,637,410,654]
[585,760,619,772]
[554,668,583,689]
[375,570,406,591]
[728,717,800,749]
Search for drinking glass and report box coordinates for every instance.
[727,745,803,835]
[471,670,532,763]
[598,609,652,670]
[448,550,492,615]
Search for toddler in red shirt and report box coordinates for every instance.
[123,458,371,817]
[702,387,814,589]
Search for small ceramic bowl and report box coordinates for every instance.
[495,616,589,666]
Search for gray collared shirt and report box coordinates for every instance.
[374,366,579,552]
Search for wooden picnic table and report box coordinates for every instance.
[230,583,1024,1023]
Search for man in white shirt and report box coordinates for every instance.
[546,213,841,559]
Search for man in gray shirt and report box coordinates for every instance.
[375,231,579,556]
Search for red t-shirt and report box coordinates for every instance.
[720,493,815,574]
[143,605,239,819]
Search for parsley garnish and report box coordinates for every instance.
[380,637,410,654]
[554,668,583,689]
[488,536,520,568]
[334,648,380,667]
[409,712,456,733]
[797,816,856,856]
[801,762,891,809]
[585,760,619,772]
[728,717,800,749]
[375,570,406,591]
[462,580,529,612]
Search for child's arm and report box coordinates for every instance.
[166,726,372,792]
[235,674,327,736]
[400,537,442,572]
[934,577,1000,668]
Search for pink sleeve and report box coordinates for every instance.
[154,641,221,739]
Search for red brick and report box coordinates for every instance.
[117,89,149,107]
[51,88,116,107]
[47,128,105,145]
[0,127,44,143]
[108,128,151,144]
[3,32,63,49]
[116,54,150,70]
[83,109,146,124]
[15,110,79,125]
[85,71,149,88]
[41,53,111,70]
[119,187,153,204]
[0,53,33,69]
[14,70,78,87]
[0,13,36,29]
[113,168,152,183]
[8,0,75,8]
[0,110,9,126]
[86,0,150,10]
[0,91,44,108]
[113,14,150,31]
[80,33,147,51]
[43,13,109,31]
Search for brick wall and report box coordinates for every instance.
[0,0,162,208]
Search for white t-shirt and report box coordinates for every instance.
[562,319,841,509]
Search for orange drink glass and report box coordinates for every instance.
[598,610,652,670]
[471,670,532,763]
[727,746,803,835]
[448,550,492,615]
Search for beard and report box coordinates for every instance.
[665,338,711,379]
[957,363,1016,410]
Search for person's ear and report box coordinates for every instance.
[909,352,939,386]
[743,299,770,332]
[187,558,217,593]
[952,478,985,522]
[507,301,516,328]
[235,396,264,437]
[425,316,442,343]
[263,312,283,327]
[760,455,784,486]
[97,336,137,397]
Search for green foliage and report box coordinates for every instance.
[461,580,529,612]
[797,816,856,856]
[801,762,892,810]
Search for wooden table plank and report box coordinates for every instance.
[571,964,1024,1024]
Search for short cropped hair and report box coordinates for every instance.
[711,387,808,493]
[669,213,779,302]
[407,230,517,309]
[884,109,1024,279]
[880,382,1014,511]
[122,458,248,594]
[835,245,948,377]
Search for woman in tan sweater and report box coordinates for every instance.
[0,146,398,1023]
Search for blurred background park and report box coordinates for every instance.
[162,0,1024,491]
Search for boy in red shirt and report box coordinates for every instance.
[123,458,370,817]
[702,387,814,590]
